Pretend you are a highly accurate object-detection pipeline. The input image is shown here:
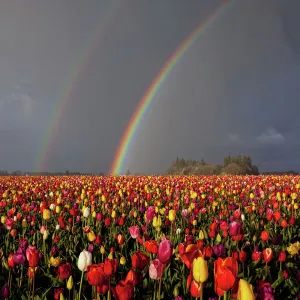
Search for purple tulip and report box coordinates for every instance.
[87,244,94,252]
[76,216,81,223]
[174,297,184,300]
[213,244,225,257]
[1,285,9,298]
[51,245,58,256]
[19,238,28,251]
[13,249,26,265]
[229,216,234,222]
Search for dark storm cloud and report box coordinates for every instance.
[0,0,299,173]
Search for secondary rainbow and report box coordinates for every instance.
[35,1,123,173]
[110,0,235,175]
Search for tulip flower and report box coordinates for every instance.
[77,250,92,300]
[128,226,140,239]
[66,275,73,290]
[83,207,90,218]
[43,209,51,221]
[26,246,40,268]
[262,248,273,263]
[144,240,158,254]
[149,259,164,280]
[57,262,72,281]
[192,257,208,283]
[214,257,238,297]
[49,256,62,267]
[78,249,92,272]
[115,280,134,300]
[237,279,255,300]
[86,264,105,286]
[131,251,150,270]
[158,237,173,264]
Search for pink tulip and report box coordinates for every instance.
[158,237,173,264]
[149,259,164,280]
[40,226,47,235]
[146,206,155,222]
[5,218,14,230]
[128,226,140,239]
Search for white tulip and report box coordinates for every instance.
[176,228,181,235]
[83,207,90,218]
[43,230,49,240]
[241,214,245,221]
[78,250,92,272]
[50,203,55,210]
[56,224,60,230]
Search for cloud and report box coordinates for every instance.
[228,133,239,142]
[257,127,285,144]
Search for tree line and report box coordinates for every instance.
[166,155,260,175]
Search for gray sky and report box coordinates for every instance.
[0,0,299,174]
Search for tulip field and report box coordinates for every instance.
[0,175,299,300]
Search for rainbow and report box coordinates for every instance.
[110,0,235,175]
[35,1,123,173]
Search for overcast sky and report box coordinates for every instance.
[0,0,299,174]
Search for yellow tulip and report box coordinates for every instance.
[287,241,300,256]
[1,216,6,224]
[120,256,126,265]
[237,279,255,300]
[87,231,96,242]
[22,218,27,228]
[56,206,61,214]
[199,230,205,240]
[192,257,208,283]
[168,209,176,222]
[216,233,222,243]
[100,246,105,254]
[49,256,62,267]
[66,275,73,290]
[153,216,162,228]
[43,209,51,220]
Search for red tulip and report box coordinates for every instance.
[115,280,134,300]
[125,269,142,287]
[104,258,118,277]
[239,250,247,262]
[214,257,238,297]
[262,248,273,263]
[260,230,269,241]
[143,240,158,254]
[26,246,40,268]
[278,251,286,262]
[87,264,105,286]
[131,251,149,270]
[57,262,72,281]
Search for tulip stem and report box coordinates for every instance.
[200,282,203,300]
[157,277,162,300]
[78,270,84,300]
[223,291,227,300]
